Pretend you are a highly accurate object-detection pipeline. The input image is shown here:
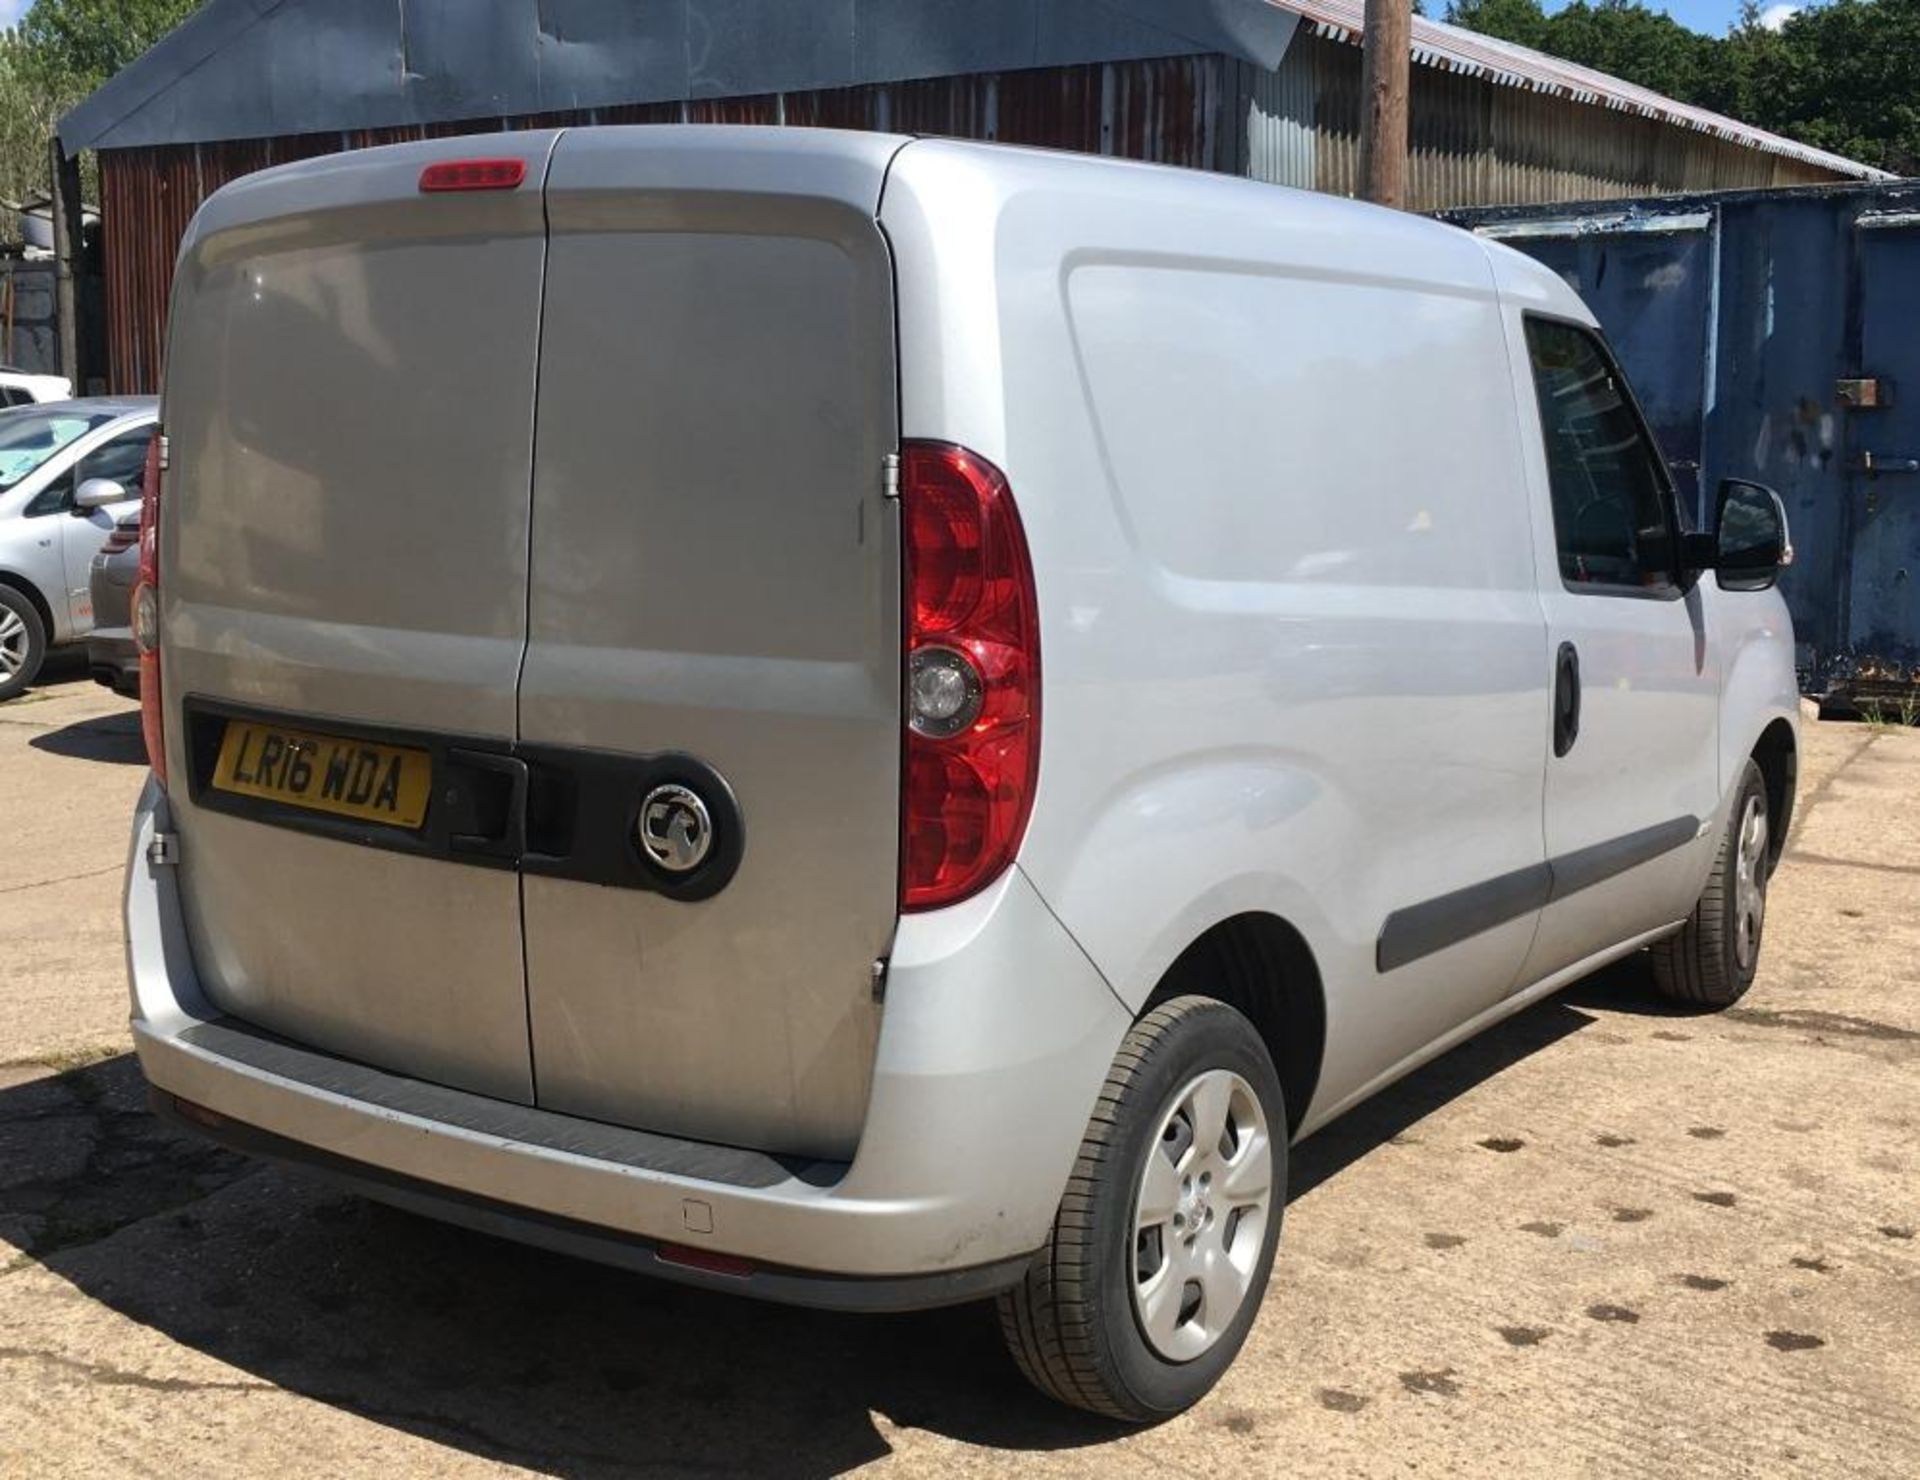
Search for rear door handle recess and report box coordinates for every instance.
[445,749,528,860]
[1552,641,1581,758]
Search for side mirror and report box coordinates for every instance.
[74,477,129,511]
[1682,478,1793,592]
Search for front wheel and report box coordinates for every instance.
[997,996,1285,1421]
[0,586,48,703]
[1649,759,1772,1007]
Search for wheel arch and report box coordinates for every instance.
[1750,716,1797,866]
[1139,911,1326,1140]
[0,569,55,642]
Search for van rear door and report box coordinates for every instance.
[517,129,906,1161]
[161,135,560,1102]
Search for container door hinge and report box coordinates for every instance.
[156,433,170,472]
[870,957,889,1002]
[881,453,900,500]
[147,832,179,867]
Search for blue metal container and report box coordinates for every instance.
[1446,183,1920,707]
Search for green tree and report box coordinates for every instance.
[1741,0,1920,173]
[0,0,199,237]
[21,0,200,90]
[1449,0,1920,174]
[1445,0,1552,50]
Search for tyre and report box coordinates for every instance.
[998,996,1285,1422]
[1649,758,1772,1008]
[0,585,48,703]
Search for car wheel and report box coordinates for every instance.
[1649,759,1772,1008]
[0,586,48,702]
[997,995,1285,1421]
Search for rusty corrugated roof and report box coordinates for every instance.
[1268,0,1889,180]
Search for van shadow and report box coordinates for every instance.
[26,708,145,765]
[3,964,1668,1472]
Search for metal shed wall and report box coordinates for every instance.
[99,56,1231,394]
[1236,37,1835,211]
[97,38,1854,394]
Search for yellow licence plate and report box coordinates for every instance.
[211,721,433,830]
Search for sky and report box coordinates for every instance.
[1545,0,1801,33]
[0,0,1813,44]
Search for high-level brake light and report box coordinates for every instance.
[418,158,527,193]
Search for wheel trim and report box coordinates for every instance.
[0,606,27,680]
[1131,1067,1273,1362]
[1733,793,1769,972]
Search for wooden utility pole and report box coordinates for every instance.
[48,137,78,387]
[1358,0,1411,209]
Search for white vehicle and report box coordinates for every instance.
[125,130,1798,1419]
[0,365,73,409]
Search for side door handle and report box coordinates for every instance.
[1552,641,1581,758]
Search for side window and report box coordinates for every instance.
[23,426,151,517]
[1524,319,1679,592]
[78,426,155,495]
[22,472,73,517]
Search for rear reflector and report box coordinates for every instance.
[170,1096,228,1131]
[419,158,527,193]
[656,1243,755,1279]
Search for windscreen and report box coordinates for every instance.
[0,408,113,487]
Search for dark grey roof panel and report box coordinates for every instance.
[60,0,1301,152]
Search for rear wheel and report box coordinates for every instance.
[1649,759,1772,1007]
[0,586,48,702]
[998,996,1285,1421]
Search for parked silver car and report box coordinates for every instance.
[86,512,143,697]
[0,398,158,700]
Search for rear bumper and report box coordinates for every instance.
[87,628,140,697]
[125,779,1131,1305]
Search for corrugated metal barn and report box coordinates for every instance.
[57,0,1886,394]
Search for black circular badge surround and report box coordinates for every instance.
[625,754,745,902]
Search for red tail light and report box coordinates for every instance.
[101,519,140,556]
[133,430,165,785]
[900,443,1040,911]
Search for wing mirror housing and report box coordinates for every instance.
[1681,478,1794,592]
[74,477,129,511]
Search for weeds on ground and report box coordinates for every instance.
[1859,694,1920,731]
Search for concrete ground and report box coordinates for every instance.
[2,666,1916,1478]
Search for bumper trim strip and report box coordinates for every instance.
[175,1018,840,1191]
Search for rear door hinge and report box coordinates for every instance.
[881,453,900,500]
[156,433,169,472]
[147,831,179,867]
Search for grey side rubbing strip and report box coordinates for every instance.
[175,1020,842,1190]
[1376,815,1700,973]
[1546,815,1701,900]
[1376,863,1553,974]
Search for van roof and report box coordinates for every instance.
[899,133,1596,322]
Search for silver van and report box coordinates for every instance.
[127,128,1799,1419]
